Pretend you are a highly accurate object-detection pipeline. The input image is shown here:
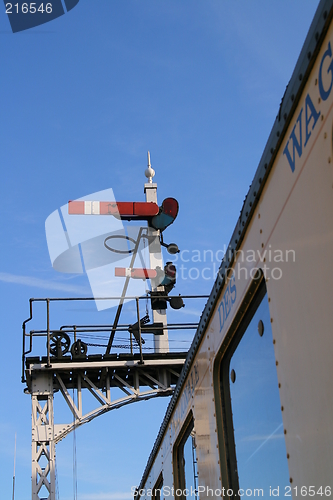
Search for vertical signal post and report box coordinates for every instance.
[144,152,169,353]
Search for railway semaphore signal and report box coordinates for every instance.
[66,151,180,353]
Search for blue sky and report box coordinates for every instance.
[0,1,320,499]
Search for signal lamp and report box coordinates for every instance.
[162,197,179,218]
[166,243,179,254]
[170,295,185,310]
[160,233,180,254]
[151,197,179,231]
[160,262,176,294]
[164,262,176,280]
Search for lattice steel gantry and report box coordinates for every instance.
[26,352,187,500]
[22,295,207,500]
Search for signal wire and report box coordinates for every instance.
[12,433,16,500]
[55,451,60,500]
[73,388,78,500]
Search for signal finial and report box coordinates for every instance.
[145,151,155,183]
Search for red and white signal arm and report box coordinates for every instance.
[68,201,159,219]
[68,198,179,230]
[115,267,157,279]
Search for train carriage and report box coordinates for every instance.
[135,0,333,498]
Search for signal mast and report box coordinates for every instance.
[22,154,202,500]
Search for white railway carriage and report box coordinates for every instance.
[135,1,333,498]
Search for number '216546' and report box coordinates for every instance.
[284,486,331,496]
[5,3,53,14]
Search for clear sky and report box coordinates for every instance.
[0,1,320,499]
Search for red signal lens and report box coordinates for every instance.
[165,263,176,279]
[162,198,179,218]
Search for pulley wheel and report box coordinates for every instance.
[71,339,88,358]
[49,331,71,357]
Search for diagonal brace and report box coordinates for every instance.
[56,373,81,420]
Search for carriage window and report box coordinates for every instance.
[174,418,199,499]
[219,287,290,496]
[153,474,163,500]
